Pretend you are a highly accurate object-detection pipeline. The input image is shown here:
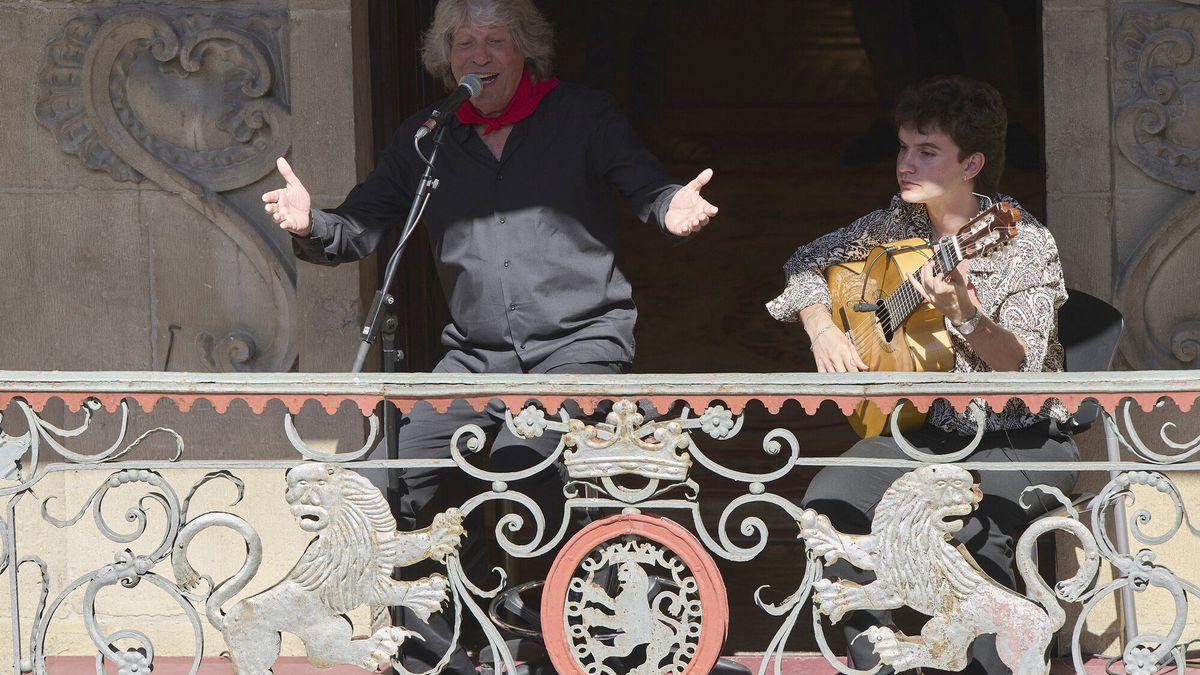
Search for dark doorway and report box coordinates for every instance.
[369,0,1045,376]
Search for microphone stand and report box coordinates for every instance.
[351,124,448,373]
[350,125,447,524]
[344,111,457,646]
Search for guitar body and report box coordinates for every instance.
[825,238,956,438]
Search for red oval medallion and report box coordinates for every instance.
[541,514,728,674]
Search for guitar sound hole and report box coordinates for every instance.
[877,310,895,343]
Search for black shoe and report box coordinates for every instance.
[713,656,753,673]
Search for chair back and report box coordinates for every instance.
[1058,289,1124,430]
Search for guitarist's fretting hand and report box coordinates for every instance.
[916,259,976,325]
[801,306,869,373]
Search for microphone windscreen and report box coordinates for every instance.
[460,74,483,97]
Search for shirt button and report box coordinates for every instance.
[520,344,526,350]
[497,173,504,181]
[509,304,516,311]
[503,260,510,268]
[499,217,506,224]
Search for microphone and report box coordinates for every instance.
[415,74,483,140]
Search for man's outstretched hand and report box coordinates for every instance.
[262,157,313,237]
[664,168,719,237]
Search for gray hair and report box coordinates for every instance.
[422,0,555,89]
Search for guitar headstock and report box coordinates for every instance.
[955,201,1019,260]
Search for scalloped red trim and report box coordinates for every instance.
[1,391,1195,418]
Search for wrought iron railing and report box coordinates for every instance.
[1,371,1198,674]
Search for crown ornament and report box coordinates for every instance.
[560,400,692,481]
[507,400,743,487]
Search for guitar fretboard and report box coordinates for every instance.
[878,236,964,334]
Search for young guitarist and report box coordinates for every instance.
[767,76,1078,674]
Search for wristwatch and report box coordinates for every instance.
[953,307,982,336]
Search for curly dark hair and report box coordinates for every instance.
[893,76,1008,196]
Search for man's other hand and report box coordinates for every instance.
[262,157,313,237]
[664,168,719,236]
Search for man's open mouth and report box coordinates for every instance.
[476,73,500,85]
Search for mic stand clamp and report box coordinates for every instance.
[351,125,448,373]
[380,313,404,503]
[380,315,405,369]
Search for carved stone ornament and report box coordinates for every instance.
[797,464,1100,674]
[1113,7,1200,191]
[36,10,297,371]
[542,515,728,674]
[1116,193,1200,368]
[171,463,466,673]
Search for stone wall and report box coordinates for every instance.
[0,0,371,451]
[0,0,365,375]
[1045,0,1199,371]
[1045,0,1200,655]
[0,0,371,659]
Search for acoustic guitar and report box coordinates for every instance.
[823,202,1019,438]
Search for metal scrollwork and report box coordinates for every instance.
[6,376,1200,672]
[506,400,798,503]
[507,400,695,503]
[1111,399,1200,463]
[891,399,986,462]
[1068,470,1200,674]
[1,399,183,498]
[284,411,381,462]
[32,468,211,675]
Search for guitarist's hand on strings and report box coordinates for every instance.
[915,256,1027,371]
[916,258,976,326]
[801,306,868,373]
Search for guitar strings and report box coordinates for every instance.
[844,263,941,360]
[847,278,926,353]
[846,271,922,344]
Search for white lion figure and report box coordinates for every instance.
[798,464,1099,675]
[172,463,466,674]
[576,560,685,672]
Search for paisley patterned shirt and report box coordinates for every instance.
[766,194,1069,435]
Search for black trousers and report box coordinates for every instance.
[802,420,1079,675]
[389,360,629,674]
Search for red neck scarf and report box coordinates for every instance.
[456,68,560,135]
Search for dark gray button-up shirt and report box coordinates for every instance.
[294,84,681,373]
